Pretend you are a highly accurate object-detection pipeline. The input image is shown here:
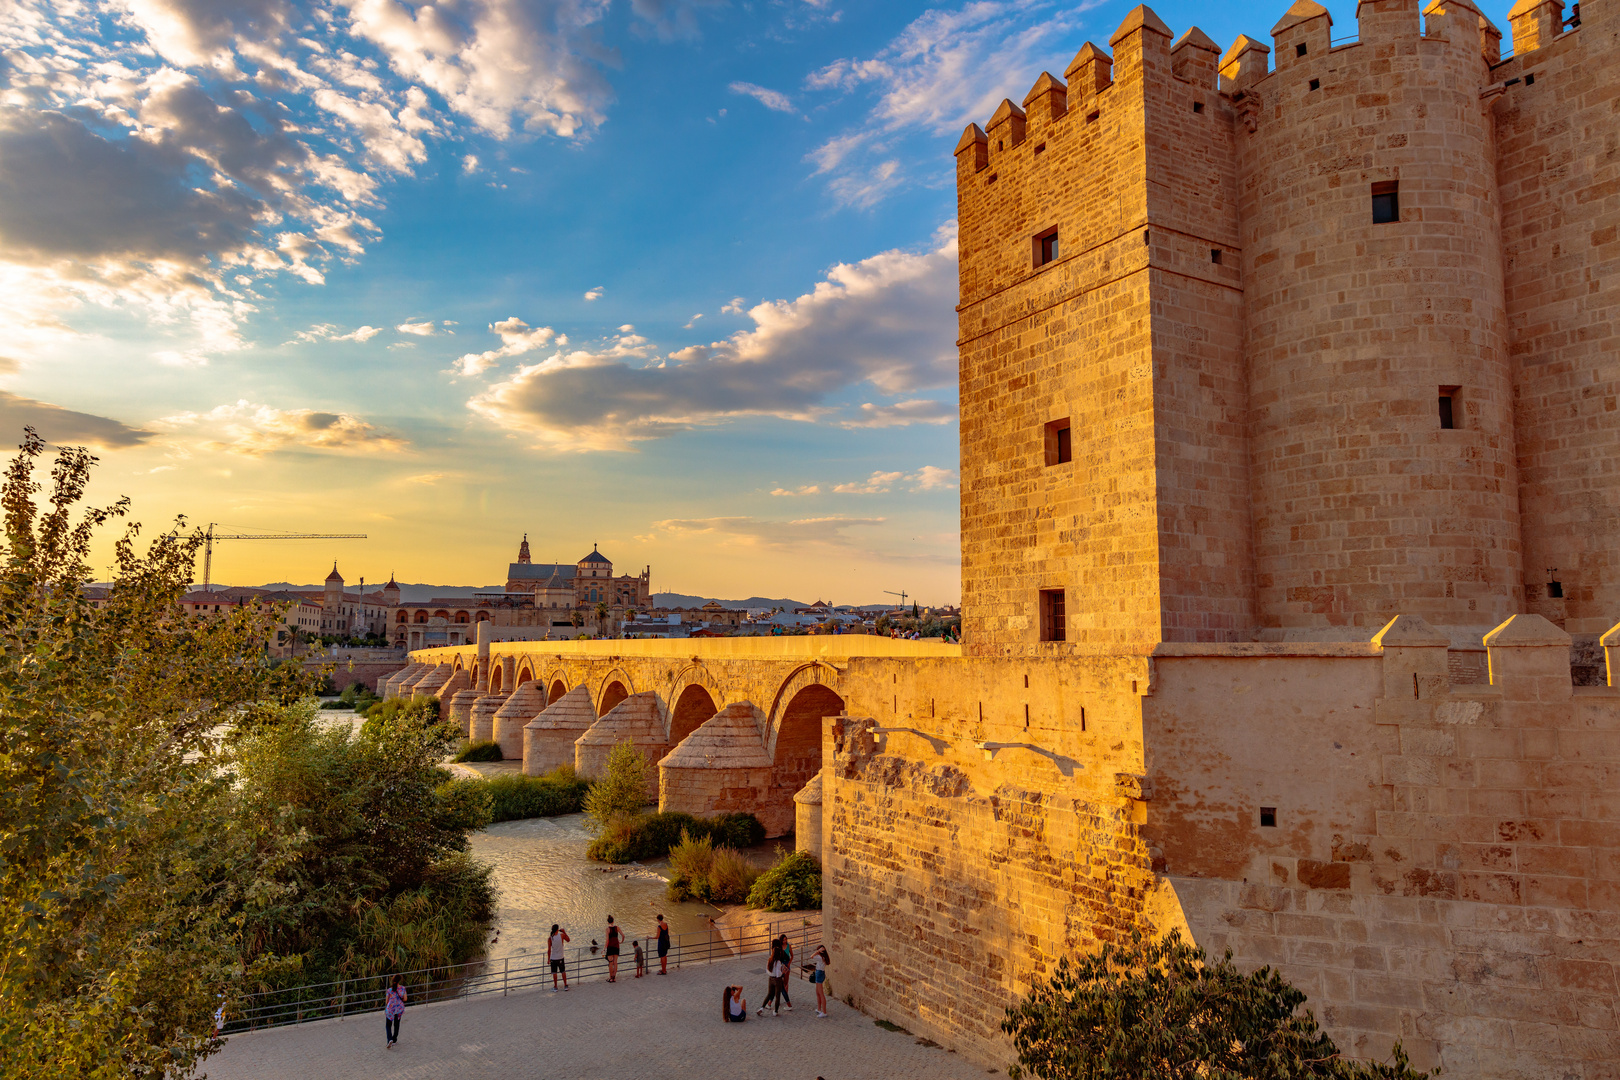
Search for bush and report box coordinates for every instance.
[361,696,439,737]
[453,740,503,763]
[747,849,822,911]
[585,811,765,864]
[438,767,590,823]
[666,831,762,903]
[1001,930,1435,1080]
[582,740,651,831]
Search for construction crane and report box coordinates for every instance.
[883,589,909,611]
[199,523,366,592]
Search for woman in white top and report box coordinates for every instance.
[811,945,830,1017]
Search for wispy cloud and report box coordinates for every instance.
[646,515,885,550]
[396,320,438,336]
[448,317,563,377]
[728,81,796,114]
[770,484,821,497]
[292,323,383,345]
[0,392,152,449]
[584,286,605,302]
[834,470,904,494]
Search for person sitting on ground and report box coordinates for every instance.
[723,985,747,1022]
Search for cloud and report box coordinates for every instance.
[404,471,452,484]
[462,154,480,174]
[630,0,725,41]
[803,1,1082,206]
[584,286,604,301]
[646,515,884,550]
[721,296,746,314]
[833,470,903,494]
[0,392,153,448]
[683,313,703,328]
[154,400,408,456]
[448,317,562,377]
[468,226,960,450]
[840,399,955,428]
[910,465,957,490]
[728,81,795,114]
[292,323,383,344]
[770,485,821,496]
[396,320,438,336]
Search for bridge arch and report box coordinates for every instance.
[452,654,465,673]
[488,662,505,695]
[669,684,719,746]
[514,661,536,687]
[765,662,844,761]
[661,662,728,742]
[545,668,570,705]
[597,668,634,715]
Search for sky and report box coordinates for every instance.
[0,0,1528,603]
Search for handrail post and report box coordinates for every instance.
[504,956,509,996]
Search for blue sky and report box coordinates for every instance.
[0,0,1527,602]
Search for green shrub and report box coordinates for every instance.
[582,741,651,831]
[437,766,588,824]
[452,740,503,763]
[361,695,440,737]
[708,846,761,904]
[1001,930,1435,1080]
[318,699,350,710]
[747,849,822,911]
[586,810,765,864]
[666,830,714,901]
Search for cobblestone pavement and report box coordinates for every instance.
[204,953,996,1080]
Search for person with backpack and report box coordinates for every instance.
[810,945,830,1017]
[757,942,787,1017]
[773,934,794,1011]
[384,975,407,1048]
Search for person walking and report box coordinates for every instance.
[757,942,786,1017]
[655,914,671,975]
[605,915,623,982]
[384,975,407,1048]
[810,945,830,1017]
[548,924,571,992]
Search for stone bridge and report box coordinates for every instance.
[382,630,958,836]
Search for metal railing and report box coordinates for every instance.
[227,917,822,1033]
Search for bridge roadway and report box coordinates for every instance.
[203,952,993,1080]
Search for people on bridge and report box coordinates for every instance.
[655,914,671,975]
[384,975,407,1048]
[810,945,830,1017]
[605,915,623,982]
[548,924,571,992]
[633,938,646,978]
[774,934,794,1011]
[723,984,747,1022]
[758,942,788,1016]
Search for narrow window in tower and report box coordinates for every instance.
[1033,142,1046,156]
[1044,418,1072,466]
[1086,110,1100,123]
[1309,78,1321,91]
[1034,228,1059,267]
[1439,386,1459,429]
[1372,180,1400,223]
[1525,72,1535,85]
[1260,807,1277,828]
[1211,248,1222,264]
[1296,42,1308,56]
[1193,101,1205,114]
[1039,589,1067,642]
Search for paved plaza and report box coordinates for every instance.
[204,952,997,1080]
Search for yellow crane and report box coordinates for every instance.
[199,522,366,593]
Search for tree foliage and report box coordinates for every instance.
[0,430,316,1079]
[1001,931,1435,1080]
[746,849,822,911]
[582,740,650,831]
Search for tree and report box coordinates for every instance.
[594,600,609,635]
[582,741,650,832]
[0,429,316,1080]
[570,608,583,631]
[1001,931,1434,1080]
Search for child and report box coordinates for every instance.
[633,939,646,978]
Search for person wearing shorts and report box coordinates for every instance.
[655,914,671,975]
[811,945,830,1017]
[548,924,570,991]
[605,916,622,982]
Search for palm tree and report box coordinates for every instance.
[594,600,610,636]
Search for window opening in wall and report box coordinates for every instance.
[1034,142,1046,156]
[1034,228,1059,267]
[1260,807,1277,828]
[1309,78,1320,91]
[1296,42,1307,56]
[1193,101,1204,113]
[1080,706,1086,732]
[1211,249,1222,264]
[1143,230,1151,245]
[1086,110,1099,123]
[1525,72,1535,85]
[1547,568,1563,599]
[997,139,1003,150]
[1024,704,1030,729]
[1044,418,1073,466]
[1024,674,1029,688]
[1371,180,1399,224]
[1039,589,1066,642]
[1439,385,1458,429]
[987,173,999,185]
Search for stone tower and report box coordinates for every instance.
[955,0,1620,656]
[517,534,531,565]
[323,562,343,614]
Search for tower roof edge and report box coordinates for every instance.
[1109,4,1173,45]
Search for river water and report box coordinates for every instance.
[468,813,723,962]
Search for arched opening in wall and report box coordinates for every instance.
[600,679,629,715]
[453,655,464,672]
[548,679,567,704]
[770,684,843,827]
[414,611,428,623]
[455,612,469,623]
[476,612,490,622]
[515,665,534,687]
[670,684,718,745]
[489,666,504,695]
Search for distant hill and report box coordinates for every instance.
[653,593,809,611]
[155,583,905,610]
[255,582,503,603]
